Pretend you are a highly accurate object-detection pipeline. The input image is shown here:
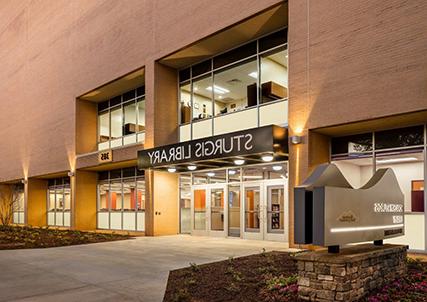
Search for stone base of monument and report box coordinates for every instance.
[292,244,407,301]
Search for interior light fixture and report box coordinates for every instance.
[187,165,197,171]
[228,170,237,175]
[248,71,258,79]
[234,159,245,165]
[262,155,274,162]
[167,167,177,173]
[272,165,283,171]
[376,157,418,164]
[206,85,230,94]
[207,172,215,177]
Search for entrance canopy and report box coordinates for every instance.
[138,125,288,172]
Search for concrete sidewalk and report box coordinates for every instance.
[0,235,295,302]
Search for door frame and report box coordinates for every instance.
[191,183,228,237]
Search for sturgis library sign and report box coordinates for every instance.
[137,125,287,170]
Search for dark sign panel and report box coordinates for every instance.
[295,164,404,247]
[138,125,287,169]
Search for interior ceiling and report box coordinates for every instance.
[334,152,424,167]
[79,68,145,102]
[315,110,427,137]
[160,3,288,69]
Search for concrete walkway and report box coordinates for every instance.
[0,235,296,302]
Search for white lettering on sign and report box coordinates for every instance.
[374,203,403,213]
[392,215,403,224]
[146,134,254,165]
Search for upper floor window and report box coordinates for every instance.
[179,28,288,124]
[98,86,145,150]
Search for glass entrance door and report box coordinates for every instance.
[191,184,227,236]
[242,179,288,241]
[228,185,241,237]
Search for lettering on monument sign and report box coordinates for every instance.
[138,125,287,169]
[294,164,405,247]
[98,150,113,163]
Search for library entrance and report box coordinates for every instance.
[191,176,288,242]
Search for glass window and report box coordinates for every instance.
[97,87,145,150]
[210,188,224,231]
[228,185,240,237]
[123,101,137,135]
[110,107,123,139]
[48,189,56,211]
[98,112,110,143]
[180,83,192,124]
[123,181,136,211]
[97,168,145,231]
[331,133,373,157]
[213,41,257,69]
[214,58,257,115]
[137,98,145,131]
[192,75,212,121]
[375,126,424,150]
[376,151,424,212]
[260,47,288,104]
[99,183,109,211]
[137,178,145,211]
[259,29,287,52]
[194,189,206,230]
[245,186,260,232]
[267,186,285,233]
[179,175,191,233]
[64,188,71,211]
[110,181,123,211]
[192,60,211,77]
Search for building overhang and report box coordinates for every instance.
[138,125,288,172]
[159,2,288,69]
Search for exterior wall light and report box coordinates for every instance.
[21,179,28,184]
[272,165,283,171]
[234,159,245,165]
[290,135,302,145]
[67,171,75,177]
[167,167,177,173]
[187,165,197,171]
[261,155,274,162]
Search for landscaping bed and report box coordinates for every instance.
[163,251,298,302]
[0,225,131,249]
[163,251,427,302]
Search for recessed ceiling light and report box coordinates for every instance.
[207,172,215,177]
[272,165,283,171]
[228,170,237,175]
[248,71,258,79]
[262,155,274,162]
[206,85,230,94]
[187,165,197,171]
[167,167,177,173]
[234,159,245,165]
[376,157,418,164]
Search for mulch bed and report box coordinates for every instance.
[0,225,131,249]
[163,251,427,302]
[163,251,298,302]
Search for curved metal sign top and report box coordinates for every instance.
[295,163,404,247]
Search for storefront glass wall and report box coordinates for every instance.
[179,162,288,241]
[97,86,145,150]
[47,177,71,227]
[331,125,426,251]
[97,167,145,231]
[179,29,288,141]
[12,184,24,224]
